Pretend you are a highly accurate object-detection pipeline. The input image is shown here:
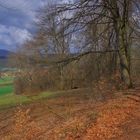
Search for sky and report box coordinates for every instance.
[0,0,46,51]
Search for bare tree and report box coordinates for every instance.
[11,0,140,93]
[38,0,139,88]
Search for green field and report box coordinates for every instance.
[0,76,14,96]
[0,76,62,109]
[0,85,13,96]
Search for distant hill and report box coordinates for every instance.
[0,49,13,70]
[0,49,12,59]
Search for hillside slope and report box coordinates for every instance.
[0,87,140,139]
[0,49,12,58]
[0,49,13,69]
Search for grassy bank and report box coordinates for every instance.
[0,76,82,109]
[0,90,61,109]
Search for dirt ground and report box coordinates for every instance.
[0,86,140,140]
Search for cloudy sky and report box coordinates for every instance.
[0,0,46,51]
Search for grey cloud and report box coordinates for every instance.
[0,24,32,46]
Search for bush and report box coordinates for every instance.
[14,68,50,95]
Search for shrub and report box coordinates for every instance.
[14,68,50,95]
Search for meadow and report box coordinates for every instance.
[0,76,62,108]
[0,85,13,96]
[0,76,14,96]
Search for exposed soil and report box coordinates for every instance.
[0,87,140,140]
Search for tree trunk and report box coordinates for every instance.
[118,21,132,88]
[111,0,132,88]
[119,46,132,88]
